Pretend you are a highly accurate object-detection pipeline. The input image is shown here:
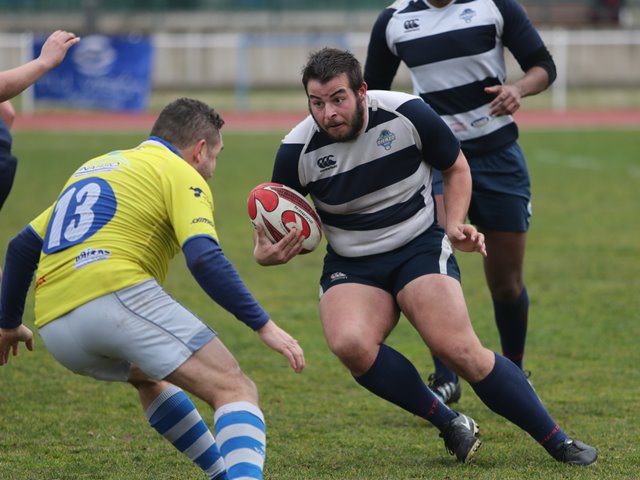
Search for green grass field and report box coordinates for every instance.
[0,127,638,479]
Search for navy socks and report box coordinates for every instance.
[355,344,456,430]
[471,353,567,453]
[493,287,529,369]
[431,355,458,383]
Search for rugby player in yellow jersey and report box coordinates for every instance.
[0,98,305,480]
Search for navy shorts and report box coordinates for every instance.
[319,224,461,297]
[432,142,531,232]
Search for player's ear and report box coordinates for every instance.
[359,82,368,99]
[190,138,207,163]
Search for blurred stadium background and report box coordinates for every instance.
[0,0,638,115]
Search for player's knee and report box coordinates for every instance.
[239,372,259,400]
[489,281,524,303]
[327,335,374,373]
[438,343,493,382]
[219,366,259,404]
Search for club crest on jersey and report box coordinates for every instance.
[459,8,476,23]
[376,129,396,150]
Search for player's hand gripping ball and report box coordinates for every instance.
[248,182,322,253]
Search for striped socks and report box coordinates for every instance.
[214,401,266,480]
[146,385,227,480]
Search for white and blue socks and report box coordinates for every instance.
[146,385,227,480]
[214,401,266,480]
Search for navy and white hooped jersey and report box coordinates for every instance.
[365,0,549,156]
[272,90,460,258]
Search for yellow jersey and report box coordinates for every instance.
[30,139,219,327]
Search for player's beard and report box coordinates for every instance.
[315,99,365,143]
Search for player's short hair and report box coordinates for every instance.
[302,47,364,95]
[150,98,225,150]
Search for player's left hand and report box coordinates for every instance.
[485,84,521,117]
[447,224,487,257]
[0,324,34,366]
[257,320,305,373]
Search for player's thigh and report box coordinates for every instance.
[319,283,399,369]
[397,274,489,374]
[165,337,257,408]
[482,230,527,298]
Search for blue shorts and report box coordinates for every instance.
[319,224,461,297]
[432,142,531,232]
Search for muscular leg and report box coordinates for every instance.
[320,283,457,430]
[132,337,266,480]
[482,230,529,368]
[399,274,569,455]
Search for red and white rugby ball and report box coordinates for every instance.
[248,182,322,253]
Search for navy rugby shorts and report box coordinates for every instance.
[319,224,461,297]
[432,141,531,232]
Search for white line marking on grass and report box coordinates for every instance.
[533,150,603,171]
[533,151,640,178]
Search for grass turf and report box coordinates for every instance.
[0,128,638,479]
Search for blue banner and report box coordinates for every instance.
[33,34,153,112]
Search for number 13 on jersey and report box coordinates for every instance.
[43,177,117,254]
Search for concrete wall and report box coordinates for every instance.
[150,30,640,89]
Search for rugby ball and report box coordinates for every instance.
[247,182,322,253]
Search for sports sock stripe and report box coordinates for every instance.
[147,385,227,479]
[214,401,266,480]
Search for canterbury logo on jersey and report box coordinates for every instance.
[403,19,419,31]
[317,154,337,170]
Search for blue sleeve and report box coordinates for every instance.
[396,98,461,171]
[364,8,401,90]
[0,226,42,329]
[272,143,307,195]
[495,0,555,81]
[182,236,269,331]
